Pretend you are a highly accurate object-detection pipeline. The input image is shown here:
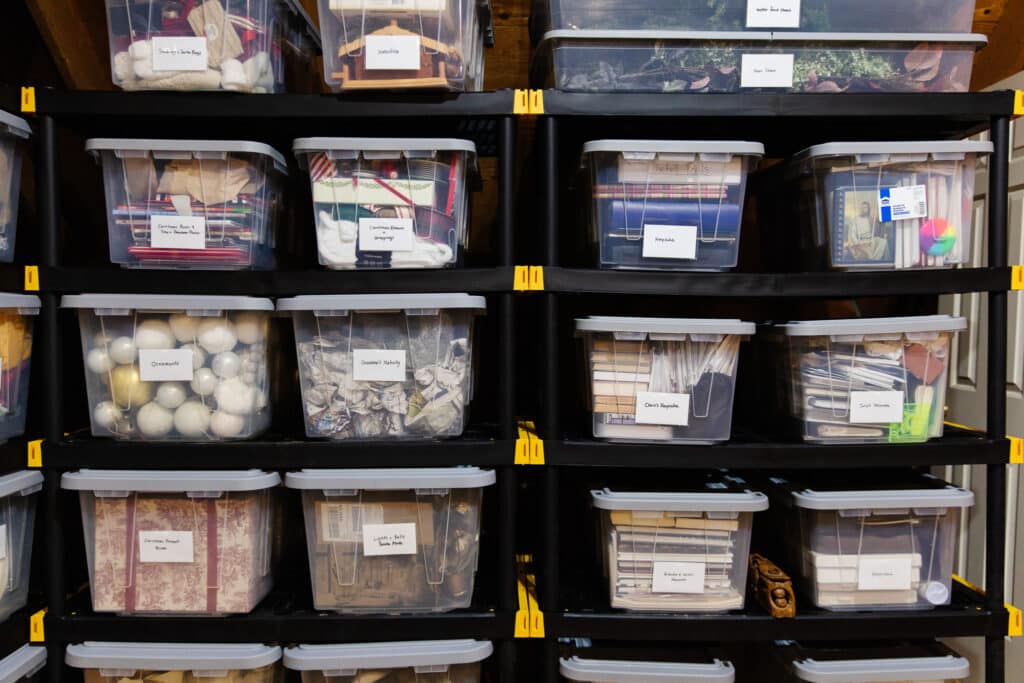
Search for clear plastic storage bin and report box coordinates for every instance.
[778,642,970,683]
[62,294,273,441]
[773,315,965,444]
[783,141,993,271]
[278,294,484,440]
[103,0,319,92]
[62,470,280,615]
[0,295,39,444]
[0,472,43,623]
[576,317,754,443]
[0,646,45,683]
[284,640,493,682]
[86,139,286,270]
[592,485,767,612]
[0,112,30,264]
[286,468,494,613]
[293,138,478,270]
[779,473,973,611]
[534,32,985,93]
[66,642,282,683]
[560,656,735,682]
[316,0,483,91]
[581,140,763,271]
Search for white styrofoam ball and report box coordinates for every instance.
[191,368,218,396]
[155,382,187,410]
[137,402,174,437]
[93,401,120,430]
[134,319,175,350]
[211,351,242,378]
[128,40,151,59]
[87,348,114,374]
[168,314,200,343]
[209,410,246,438]
[234,312,265,345]
[214,376,256,415]
[197,318,237,354]
[108,336,137,365]
[93,332,114,347]
[181,343,207,370]
[113,51,134,83]
[174,401,211,437]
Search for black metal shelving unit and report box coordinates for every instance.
[531,91,1015,683]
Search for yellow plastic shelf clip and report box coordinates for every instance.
[515,579,531,637]
[525,575,545,637]
[23,266,39,292]
[29,610,45,642]
[1016,91,1024,117]
[20,88,35,114]
[953,574,1022,637]
[27,440,42,468]
[1011,436,1023,465]
[1012,265,1024,290]
[512,266,544,291]
[515,421,545,465]
[512,89,545,115]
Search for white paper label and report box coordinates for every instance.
[353,349,407,382]
[139,530,194,563]
[878,185,928,222]
[150,215,207,250]
[857,556,913,590]
[652,561,706,594]
[849,390,904,424]
[365,35,421,70]
[138,349,195,382]
[362,522,417,556]
[642,225,698,260]
[740,54,795,88]
[746,0,801,28]
[151,37,208,72]
[0,524,7,560]
[635,392,690,426]
[358,217,414,252]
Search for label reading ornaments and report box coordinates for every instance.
[353,349,407,382]
[652,561,706,594]
[635,392,690,426]
[139,348,195,382]
[642,224,698,260]
[139,530,195,563]
[362,522,417,556]
[151,37,209,72]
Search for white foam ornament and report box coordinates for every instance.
[197,318,237,354]
[209,410,246,438]
[191,367,218,396]
[93,401,120,430]
[87,348,114,374]
[155,382,187,409]
[214,376,256,415]
[174,401,211,437]
[168,314,200,343]
[134,319,176,350]
[108,337,137,365]
[137,402,174,437]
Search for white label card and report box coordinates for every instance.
[139,530,195,563]
[652,561,706,594]
[358,217,414,252]
[740,54,795,88]
[138,349,195,382]
[857,556,913,591]
[353,349,407,382]
[642,225,698,260]
[150,215,207,250]
[364,35,422,71]
[0,524,7,561]
[746,0,801,28]
[849,390,904,424]
[634,392,690,426]
[362,522,417,556]
[151,37,208,72]
[878,185,928,222]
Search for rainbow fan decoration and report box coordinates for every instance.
[919,218,957,256]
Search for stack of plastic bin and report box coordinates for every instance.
[770,641,970,683]
[0,646,46,683]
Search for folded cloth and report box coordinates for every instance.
[157,160,257,205]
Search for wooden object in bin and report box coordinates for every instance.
[332,21,459,89]
[749,553,796,618]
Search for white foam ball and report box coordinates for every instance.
[174,401,211,437]
[134,320,175,350]
[155,382,187,409]
[108,337,137,365]
[211,351,241,378]
[197,318,237,354]
[137,402,174,437]
[181,343,206,370]
[191,368,218,396]
[214,376,256,415]
[209,410,246,438]
[168,314,200,343]
[234,312,265,345]
[93,401,120,430]
[87,348,114,374]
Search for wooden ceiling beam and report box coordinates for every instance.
[973,0,1007,35]
[25,0,112,90]
[972,0,1024,89]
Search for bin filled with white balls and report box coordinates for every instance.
[62,294,273,441]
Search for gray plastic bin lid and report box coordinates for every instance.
[0,646,46,683]
[283,640,493,671]
[61,470,280,494]
[778,315,966,337]
[592,488,768,513]
[286,467,496,490]
[276,293,486,312]
[0,471,43,499]
[293,137,477,156]
[581,140,764,157]
[795,140,993,161]
[84,139,287,174]
[792,655,969,682]
[792,485,974,511]
[576,316,754,336]
[560,656,735,682]
[0,111,31,139]
[61,294,274,313]
[0,294,40,315]
[66,643,281,671]
[539,29,986,46]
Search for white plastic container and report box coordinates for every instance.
[102,0,319,92]
[0,295,40,444]
[774,315,965,444]
[791,653,969,683]
[66,642,282,683]
[278,294,485,440]
[785,141,993,271]
[581,140,763,271]
[293,138,478,270]
[86,139,286,270]
[0,646,46,683]
[62,294,273,441]
[286,468,494,613]
[592,486,767,612]
[560,656,735,682]
[62,470,280,615]
[0,472,43,623]
[0,112,30,264]
[784,474,973,611]
[284,640,493,682]
[576,317,754,443]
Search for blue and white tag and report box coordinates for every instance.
[878,185,927,223]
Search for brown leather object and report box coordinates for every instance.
[749,553,796,618]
